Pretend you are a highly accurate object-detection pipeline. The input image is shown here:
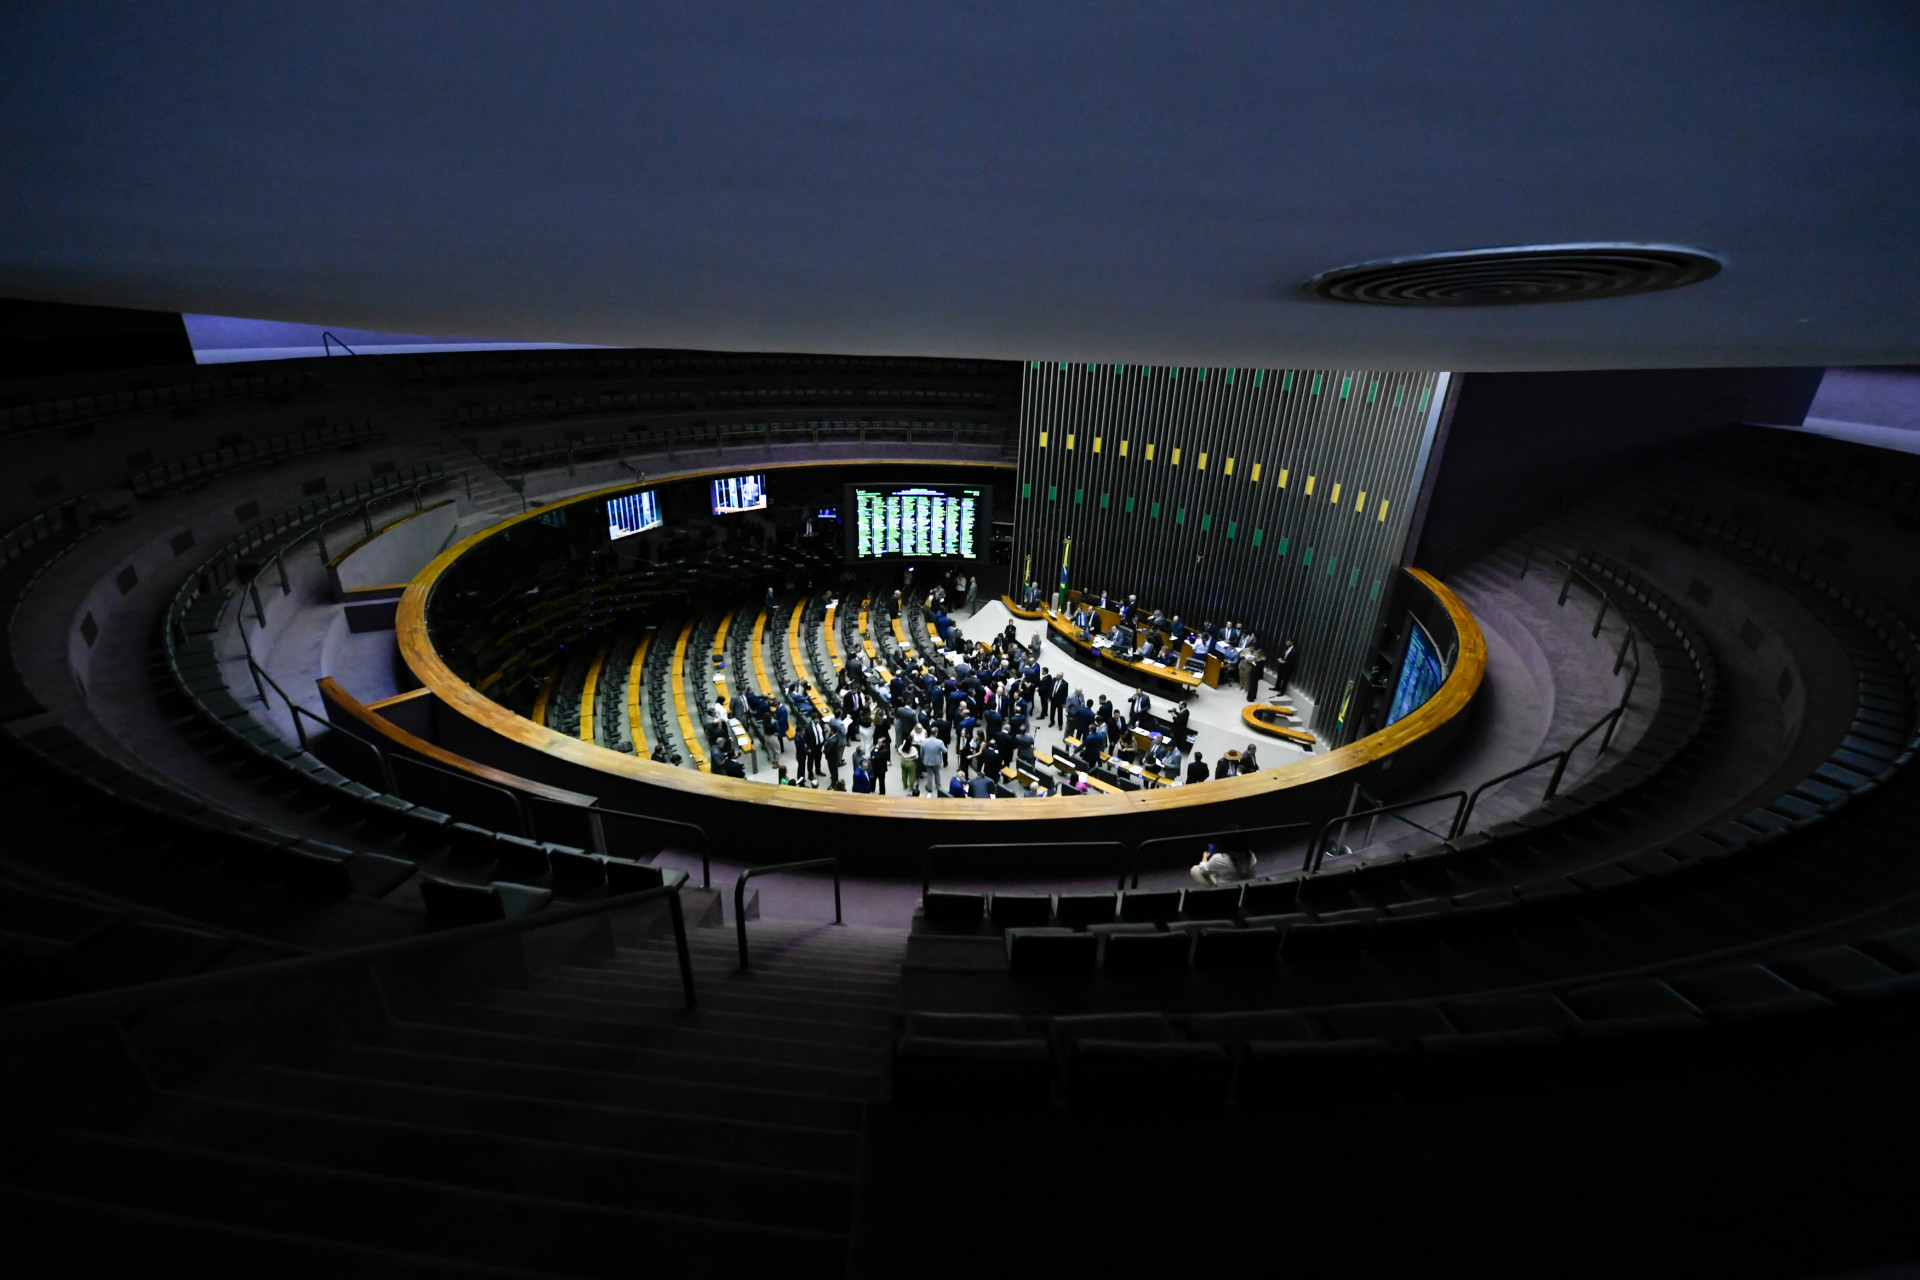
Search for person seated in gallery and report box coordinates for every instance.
[968,773,994,797]
[1064,769,1090,794]
[1133,634,1159,661]
[1189,842,1258,887]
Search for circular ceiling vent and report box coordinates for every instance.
[1303,243,1722,306]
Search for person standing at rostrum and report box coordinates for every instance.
[1275,638,1297,695]
[1241,645,1264,702]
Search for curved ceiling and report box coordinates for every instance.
[3,2,1916,370]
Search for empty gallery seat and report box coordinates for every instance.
[418,877,553,926]
[893,1013,1052,1109]
[1102,930,1192,972]
[1055,892,1118,928]
[1005,927,1097,972]
[1192,926,1281,968]
[988,892,1054,929]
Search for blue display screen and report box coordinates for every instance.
[606,489,662,539]
[1387,617,1446,725]
[711,474,767,514]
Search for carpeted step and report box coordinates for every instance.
[129,1095,857,1234]
[0,1184,557,1279]
[603,951,905,990]
[477,985,891,1046]
[425,1000,889,1070]
[522,974,896,1031]
[210,1063,859,1174]
[381,1021,880,1099]
[315,1041,867,1129]
[20,1127,849,1277]
[543,965,899,1012]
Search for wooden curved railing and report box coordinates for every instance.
[395,465,1485,836]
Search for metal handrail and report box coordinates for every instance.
[0,873,696,1044]
[1455,754,1565,839]
[1128,822,1316,888]
[1424,545,1646,841]
[1308,791,1469,874]
[735,857,842,970]
[588,805,712,886]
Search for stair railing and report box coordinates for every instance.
[1127,821,1317,888]
[734,857,842,971]
[1307,791,1470,875]
[0,872,699,1050]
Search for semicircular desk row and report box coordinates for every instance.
[325,464,1485,871]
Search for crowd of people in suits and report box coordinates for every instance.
[742,583,1268,799]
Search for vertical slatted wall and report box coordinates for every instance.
[1011,363,1450,724]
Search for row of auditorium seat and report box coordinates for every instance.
[892,917,1920,1108]
[910,533,1916,990]
[488,418,1006,472]
[127,419,384,497]
[2,368,327,439]
[408,348,1009,386]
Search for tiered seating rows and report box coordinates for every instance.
[2,368,327,440]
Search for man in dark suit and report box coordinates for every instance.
[1275,639,1297,695]
[1186,752,1211,785]
[823,715,846,789]
[1129,688,1151,729]
[1048,674,1069,729]
[1170,700,1191,737]
[804,715,828,781]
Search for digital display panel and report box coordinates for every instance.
[606,489,662,540]
[1387,617,1447,725]
[847,484,988,560]
[710,474,767,514]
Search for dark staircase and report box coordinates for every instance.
[2,910,909,1278]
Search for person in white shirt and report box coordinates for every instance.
[1189,842,1257,887]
